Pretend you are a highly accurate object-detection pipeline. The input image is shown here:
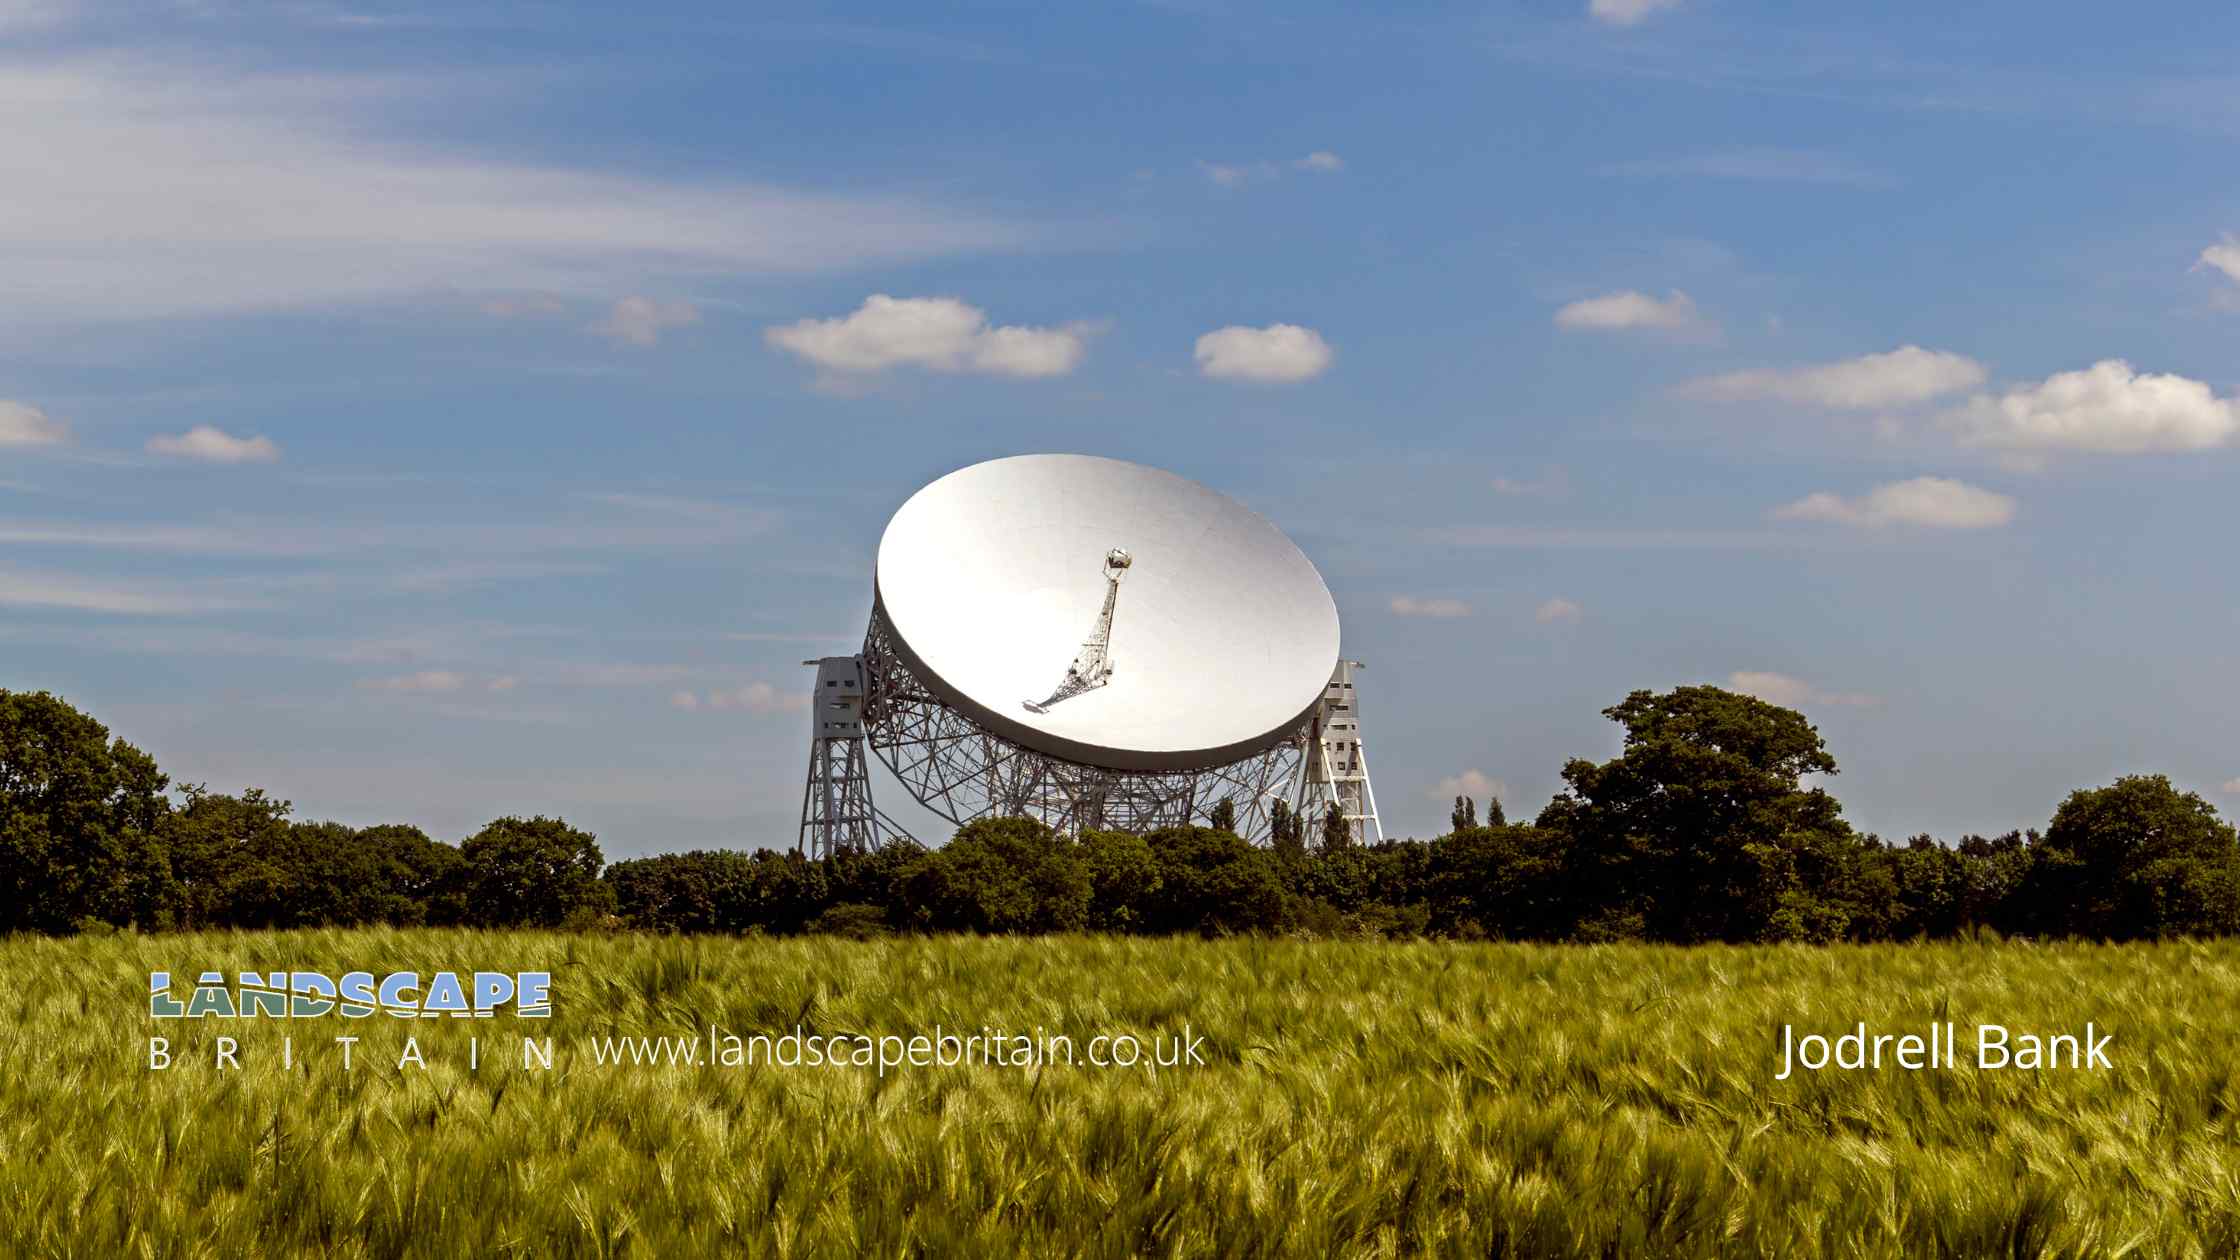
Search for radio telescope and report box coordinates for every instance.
[798,454,1382,855]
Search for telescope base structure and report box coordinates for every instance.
[856,612,1306,843]
[1293,658,1384,847]
[798,618,1382,851]
[797,655,917,860]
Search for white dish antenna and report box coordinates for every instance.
[873,454,1341,773]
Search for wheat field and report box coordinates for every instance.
[4,929,2235,1257]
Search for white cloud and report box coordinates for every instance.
[1534,597,1584,624]
[1772,477,2015,529]
[1947,360,2237,455]
[359,670,468,694]
[594,296,700,347]
[0,401,68,447]
[967,323,1090,377]
[669,690,700,711]
[1193,323,1333,383]
[1199,152,1344,186]
[486,675,518,693]
[146,425,280,463]
[0,57,1026,327]
[1390,596,1472,618]
[2222,778,2240,794]
[766,294,1088,379]
[1677,346,1987,410]
[1589,0,1683,27]
[1433,770,1507,803]
[2197,237,2240,287]
[1728,670,1878,709]
[1553,289,1705,334]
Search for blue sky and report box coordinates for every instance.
[4,0,2237,855]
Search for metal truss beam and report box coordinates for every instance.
[854,608,1306,844]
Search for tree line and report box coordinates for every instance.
[4,685,2235,942]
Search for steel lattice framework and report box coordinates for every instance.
[855,609,1308,844]
[1292,658,1384,846]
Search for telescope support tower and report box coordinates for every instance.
[797,655,914,858]
[1291,659,1384,846]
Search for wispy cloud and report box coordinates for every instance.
[0,56,1032,327]
[671,682,806,714]
[2197,237,2240,288]
[0,400,69,447]
[1677,346,1985,409]
[1588,0,1683,28]
[1422,525,1799,549]
[1491,468,1570,499]
[1432,770,1508,803]
[359,670,470,694]
[1599,147,1892,188]
[358,670,527,694]
[0,499,776,559]
[1197,151,1347,187]
[1553,289,1711,338]
[1389,596,1472,618]
[147,425,281,463]
[1728,670,1878,709]
[1534,597,1583,624]
[593,297,701,347]
[0,569,253,615]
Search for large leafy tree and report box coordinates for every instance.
[1078,828,1161,932]
[2025,775,2240,939]
[910,816,1089,933]
[1142,826,1287,934]
[455,815,614,928]
[1540,686,1869,943]
[0,689,171,931]
[162,787,296,929]
[1427,824,1568,939]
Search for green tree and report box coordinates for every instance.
[2025,775,2240,939]
[358,824,464,925]
[0,689,172,932]
[1450,796,1476,833]
[1957,831,2037,934]
[910,817,1090,934]
[1541,686,1869,943]
[1078,828,1161,931]
[1427,824,1567,939]
[1267,800,1302,857]
[1206,798,1238,833]
[1319,802,1351,852]
[1143,826,1287,934]
[455,815,614,928]
[159,787,294,928]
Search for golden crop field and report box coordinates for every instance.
[5,929,2235,1257]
